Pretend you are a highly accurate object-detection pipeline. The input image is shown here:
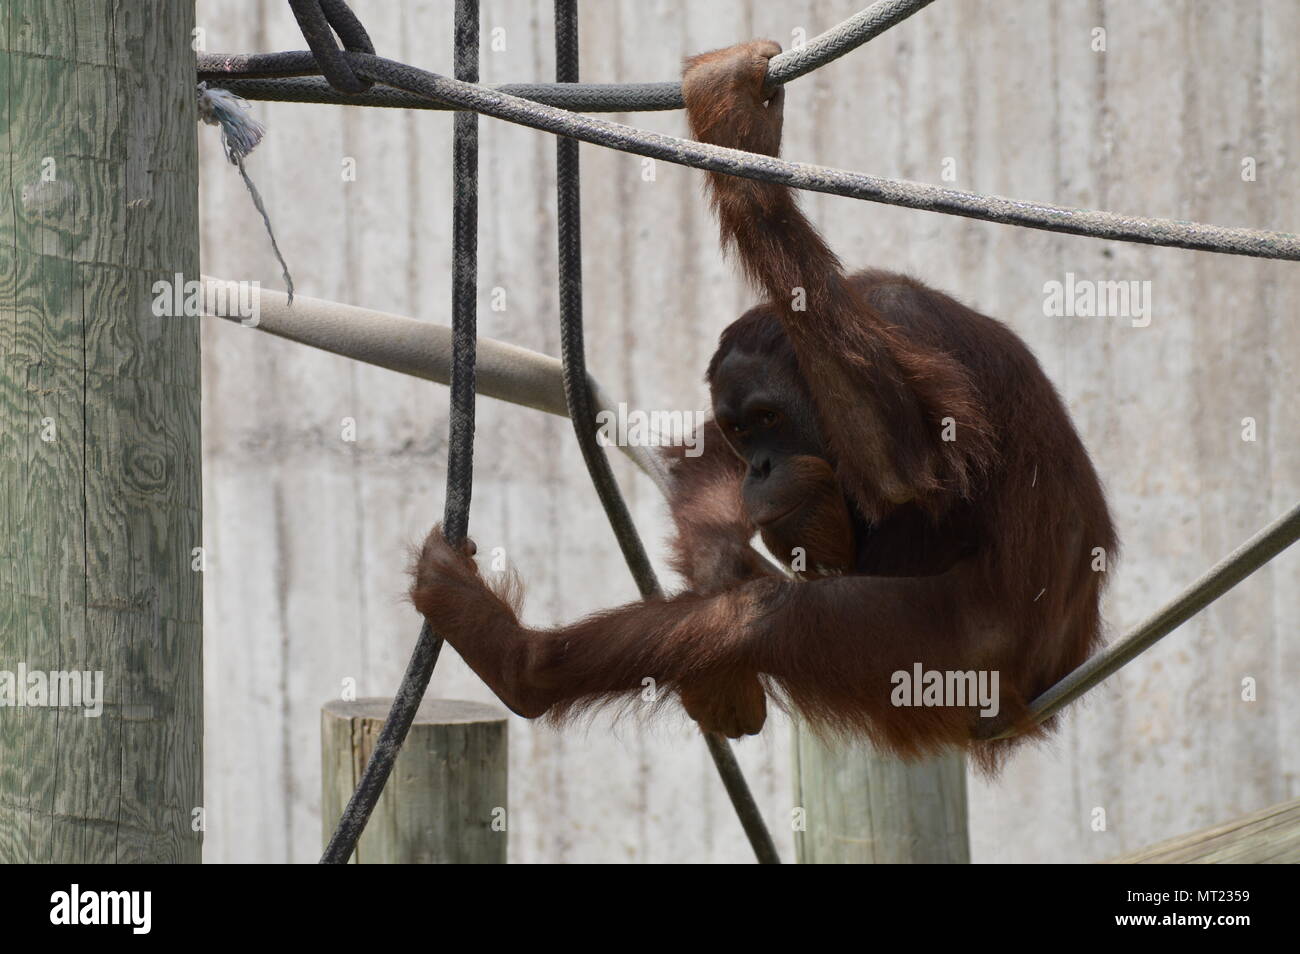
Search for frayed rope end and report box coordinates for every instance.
[198,82,266,164]
[197,83,294,305]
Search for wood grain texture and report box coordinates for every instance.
[321,697,508,863]
[1104,797,1300,863]
[793,732,969,864]
[0,0,202,862]
[196,0,1298,863]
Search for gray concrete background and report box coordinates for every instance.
[195,0,1299,863]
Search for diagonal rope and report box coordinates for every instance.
[551,0,781,865]
[199,0,936,112]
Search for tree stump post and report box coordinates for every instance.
[793,726,970,864]
[322,698,509,863]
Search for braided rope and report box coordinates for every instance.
[198,0,936,111]
[319,0,480,865]
[551,0,782,865]
[196,44,1300,260]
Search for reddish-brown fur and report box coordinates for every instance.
[411,41,1116,773]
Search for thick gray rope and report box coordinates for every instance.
[197,0,935,112]
[766,0,937,86]
[196,50,1300,260]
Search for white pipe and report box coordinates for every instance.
[200,277,672,494]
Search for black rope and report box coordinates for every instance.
[286,0,375,93]
[552,0,781,865]
[445,0,480,546]
[553,5,656,592]
[195,74,686,113]
[319,0,479,864]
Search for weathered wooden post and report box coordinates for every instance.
[322,698,509,863]
[0,3,202,861]
[793,727,970,864]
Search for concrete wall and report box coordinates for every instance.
[195,0,1299,863]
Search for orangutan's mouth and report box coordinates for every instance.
[754,502,800,528]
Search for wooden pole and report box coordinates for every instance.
[0,2,202,861]
[793,726,970,864]
[321,698,509,863]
